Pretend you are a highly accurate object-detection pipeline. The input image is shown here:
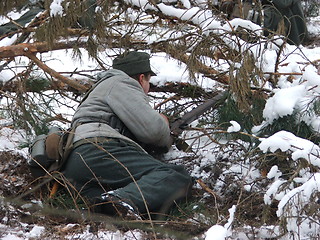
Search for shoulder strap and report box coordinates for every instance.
[60,126,78,161]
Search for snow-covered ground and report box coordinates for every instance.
[1,2,320,240]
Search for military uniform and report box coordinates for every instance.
[0,0,99,36]
[220,0,308,46]
[263,0,308,45]
[0,7,43,36]
[62,53,192,217]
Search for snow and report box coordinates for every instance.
[0,127,28,157]
[25,226,45,238]
[264,179,286,205]
[1,235,24,240]
[227,121,241,133]
[205,205,236,240]
[50,0,64,17]
[0,34,18,47]
[1,1,320,240]
[150,53,189,85]
[205,225,228,240]
[0,9,29,25]
[266,165,282,180]
[259,130,320,167]
[263,85,307,123]
[64,227,144,240]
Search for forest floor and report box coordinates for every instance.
[0,148,212,240]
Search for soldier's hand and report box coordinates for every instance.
[160,113,170,125]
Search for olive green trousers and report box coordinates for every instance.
[63,138,192,214]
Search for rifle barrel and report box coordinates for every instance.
[170,91,227,136]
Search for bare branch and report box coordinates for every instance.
[0,41,88,59]
[24,52,88,92]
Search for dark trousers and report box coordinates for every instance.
[63,138,192,214]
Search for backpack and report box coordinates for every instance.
[28,126,74,178]
[27,75,103,178]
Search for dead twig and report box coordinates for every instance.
[264,72,303,76]
[154,95,181,110]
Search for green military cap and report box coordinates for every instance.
[112,51,156,76]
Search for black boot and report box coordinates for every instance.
[94,193,141,220]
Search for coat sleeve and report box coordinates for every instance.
[106,77,172,148]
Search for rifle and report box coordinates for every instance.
[169,91,227,152]
[141,91,227,155]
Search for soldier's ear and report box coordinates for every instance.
[138,74,144,85]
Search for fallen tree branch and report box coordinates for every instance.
[264,72,303,76]
[0,41,88,59]
[24,51,88,92]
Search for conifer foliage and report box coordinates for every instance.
[1,0,320,239]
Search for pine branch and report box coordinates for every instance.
[0,39,230,87]
[0,78,217,96]
[149,42,230,85]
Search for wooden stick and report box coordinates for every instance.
[196,179,221,201]
[49,181,60,199]
[264,72,303,76]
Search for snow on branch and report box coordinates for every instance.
[258,130,320,167]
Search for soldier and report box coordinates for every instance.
[62,51,192,219]
[219,0,308,46]
[262,0,308,46]
[0,4,43,36]
[0,0,99,37]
